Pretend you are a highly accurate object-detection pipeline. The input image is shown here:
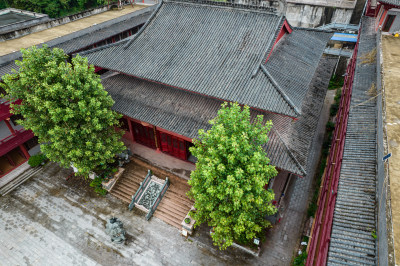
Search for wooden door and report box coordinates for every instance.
[131,121,156,149]
[158,132,187,160]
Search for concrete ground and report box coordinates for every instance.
[382,35,400,263]
[0,163,259,266]
[0,4,148,56]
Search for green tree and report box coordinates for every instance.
[188,102,278,249]
[1,45,125,176]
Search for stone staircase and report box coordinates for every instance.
[0,165,42,196]
[111,157,194,229]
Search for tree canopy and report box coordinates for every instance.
[187,102,278,249]
[1,45,125,176]
[0,0,107,18]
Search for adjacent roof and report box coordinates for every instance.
[83,0,332,118]
[327,16,377,265]
[102,53,335,176]
[378,0,400,6]
[331,32,358,42]
[0,6,154,78]
[262,28,333,113]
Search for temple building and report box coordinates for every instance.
[82,0,335,199]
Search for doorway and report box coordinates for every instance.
[131,121,156,149]
[158,132,187,160]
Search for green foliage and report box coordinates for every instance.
[28,153,47,167]
[184,218,191,224]
[7,0,107,18]
[371,230,377,239]
[293,251,308,266]
[329,87,343,117]
[328,74,344,90]
[188,102,278,250]
[1,45,125,177]
[292,236,309,266]
[0,0,8,9]
[89,176,107,196]
[325,121,335,132]
[334,87,342,103]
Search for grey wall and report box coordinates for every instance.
[235,0,354,27]
[0,5,111,41]
[377,29,396,266]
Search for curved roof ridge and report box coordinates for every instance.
[123,1,164,49]
[270,126,306,175]
[260,64,301,116]
[252,15,285,78]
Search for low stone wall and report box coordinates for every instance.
[0,5,111,42]
[376,29,396,266]
[0,8,49,35]
[276,3,353,27]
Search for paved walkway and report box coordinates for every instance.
[0,4,148,56]
[0,163,254,265]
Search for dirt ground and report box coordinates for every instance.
[0,4,146,56]
[382,35,400,263]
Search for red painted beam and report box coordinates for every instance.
[0,129,34,157]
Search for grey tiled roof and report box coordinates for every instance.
[102,73,304,175]
[263,29,333,112]
[0,6,154,79]
[102,53,336,176]
[83,0,331,117]
[378,0,400,6]
[327,17,377,265]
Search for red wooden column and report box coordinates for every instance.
[127,117,135,142]
[153,126,161,153]
[4,119,30,159]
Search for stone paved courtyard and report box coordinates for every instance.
[0,163,257,266]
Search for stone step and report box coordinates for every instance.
[154,209,182,229]
[164,192,193,209]
[110,189,131,203]
[157,199,189,219]
[0,166,42,196]
[113,184,136,196]
[117,180,139,192]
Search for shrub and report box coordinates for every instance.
[326,121,335,132]
[293,251,308,266]
[89,176,107,196]
[28,153,47,167]
[328,75,344,90]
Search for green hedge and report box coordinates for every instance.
[28,153,47,167]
